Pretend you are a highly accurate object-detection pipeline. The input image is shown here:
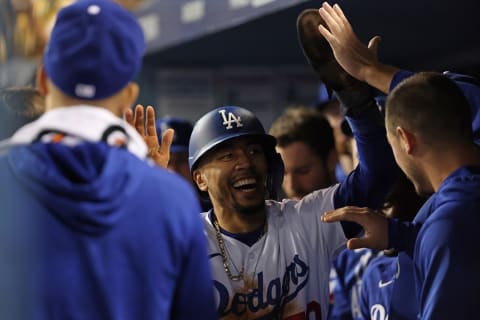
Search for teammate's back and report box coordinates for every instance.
[0,139,215,319]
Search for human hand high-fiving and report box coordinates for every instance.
[125,104,174,168]
[322,206,389,251]
[317,2,381,84]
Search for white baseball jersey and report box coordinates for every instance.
[203,184,346,319]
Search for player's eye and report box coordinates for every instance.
[247,144,264,156]
[218,152,234,161]
[295,166,311,175]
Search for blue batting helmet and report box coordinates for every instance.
[189,106,284,200]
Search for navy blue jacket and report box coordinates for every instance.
[387,70,480,319]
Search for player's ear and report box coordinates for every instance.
[396,126,416,155]
[36,64,48,96]
[193,169,208,192]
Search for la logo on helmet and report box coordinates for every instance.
[218,109,243,129]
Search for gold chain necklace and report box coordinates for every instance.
[212,216,267,281]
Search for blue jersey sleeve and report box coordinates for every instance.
[329,260,353,320]
[388,69,415,92]
[387,219,421,257]
[330,249,377,320]
[415,204,480,319]
[334,106,399,210]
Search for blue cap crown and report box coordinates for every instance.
[44,0,145,100]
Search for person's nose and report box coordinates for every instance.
[234,149,253,170]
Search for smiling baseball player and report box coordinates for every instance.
[183,4,401,318]
[188,95,396,319]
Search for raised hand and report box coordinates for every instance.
[317,2,397,93]
[321,206,389,250]
[125,104,174,168]
[317,3,378,82]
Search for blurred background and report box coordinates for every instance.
[1,0,480,128]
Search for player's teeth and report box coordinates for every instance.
[233,178,256,187]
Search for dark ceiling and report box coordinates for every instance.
[142,0,480,76]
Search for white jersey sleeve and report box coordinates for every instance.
[274,184,347,259]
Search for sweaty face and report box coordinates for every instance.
[193,137,268,216]
[276,141,331,200]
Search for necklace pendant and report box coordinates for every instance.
[230,272,243,281]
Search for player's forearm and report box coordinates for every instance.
[334,108,399,209]
[363,63,399,94]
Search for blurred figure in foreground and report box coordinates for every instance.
[0,1,216,319]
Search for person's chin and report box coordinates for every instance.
[234,198,265,216]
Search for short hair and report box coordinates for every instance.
[0,86,45,139]
[269,106,334,160]
[386,72,473,145]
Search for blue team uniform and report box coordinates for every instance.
[334,70,480,320]
[330,249,378,320]
[0,107,217,319]
[359,253,396,320]
[385,70,480,319]
[360,252,418,320]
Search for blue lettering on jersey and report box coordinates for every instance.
[215,254,309,317]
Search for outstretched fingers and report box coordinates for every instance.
[134,104,145,136]
[322,206,389,251]
[332,3,353,33]
[124,108,134,127]
[125,104,171,168]
[158,128,173,168]
[316,2,380,82]
[145,106,158,138]
[322,206,371,224]
[319,2,341,34]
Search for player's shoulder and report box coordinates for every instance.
[269,184,338,214]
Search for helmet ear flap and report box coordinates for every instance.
[266,151,284,201]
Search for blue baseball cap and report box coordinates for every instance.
[43,0,145,100]
[156,117,193,153]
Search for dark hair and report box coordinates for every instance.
[0,86,44,139]
[269,106,334,161]
[386,72,473,146]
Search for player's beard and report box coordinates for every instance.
[230,170,267,216]
[233,200,265,217]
